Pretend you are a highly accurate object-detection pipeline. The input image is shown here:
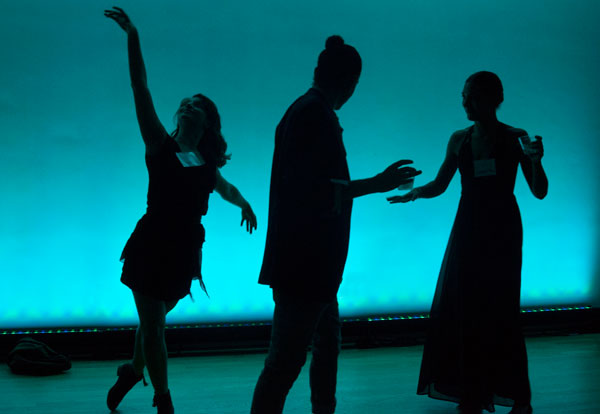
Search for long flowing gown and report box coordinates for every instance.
[417,124,532,412]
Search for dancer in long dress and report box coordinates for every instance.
[388,71,547,414]
[104,7,257,413]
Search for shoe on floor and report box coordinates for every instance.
[153,389,174,414]
[107,362,147,411]
[457,403,483,414]
[508,405,533,414]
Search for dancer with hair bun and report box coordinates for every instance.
[251,35,420,414]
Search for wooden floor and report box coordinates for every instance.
[1,333,598,414]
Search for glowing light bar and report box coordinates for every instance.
[1,305,591,335]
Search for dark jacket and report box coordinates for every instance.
[258,88,353,301]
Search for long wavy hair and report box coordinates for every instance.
[172,94,230,168]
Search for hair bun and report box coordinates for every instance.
[325,35,345,50]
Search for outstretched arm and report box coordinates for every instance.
[388,132,460,203]
[105,7,167,152]
[215,170,257,233]
[342,160,422,200]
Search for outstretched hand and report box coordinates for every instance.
[104,6,135,33]
[387,189,419,204]
[376,160,422,193]
[241,203,257,234]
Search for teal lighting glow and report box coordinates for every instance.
[0,305,592,335]
[0,1,598,329]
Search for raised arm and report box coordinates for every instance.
[387,131,461,204]
[215,170,257,233]
[105,7,167,152]
[518,133,548,199]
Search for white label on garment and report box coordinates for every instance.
[473,159,496,177]
[176,152,205,167]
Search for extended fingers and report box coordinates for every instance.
[241,209,257,233]
[398,167,422,177]
[104,11,123,22]
[389,160,413,169]
[104,8,121,16]
[104,7,129,20]
[110,6,128,16]
[387,196,409,204]
[247,217,256,234]
[242,217,252,234]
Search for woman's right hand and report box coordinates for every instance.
[104,6,135,33]
[387,188,419,203]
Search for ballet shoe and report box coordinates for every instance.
[457,403,483,414]
[153,389,174,414]
[508,405,533,414]
[107,362,148,411]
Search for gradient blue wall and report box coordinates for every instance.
[1,0,598,328]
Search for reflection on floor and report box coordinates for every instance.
[1,333,598,414]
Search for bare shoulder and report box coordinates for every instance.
[447,127,469,156]
[503,124,528,138]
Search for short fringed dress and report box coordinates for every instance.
[417,125,532,412]
[120,138,216,301]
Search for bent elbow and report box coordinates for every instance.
[433,180,448,197]
[534,188,548,200]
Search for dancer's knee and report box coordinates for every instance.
[139,320,165,343]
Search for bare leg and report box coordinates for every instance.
[131,326,145,375]
[132,291,178,395]
[131,299,178,376]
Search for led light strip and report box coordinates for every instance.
[0,305,592,335]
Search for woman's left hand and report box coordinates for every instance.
[241,203,257,234]
[524,135,544,162]
[104,6,135,33]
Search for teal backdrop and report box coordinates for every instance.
[1,1,598,328]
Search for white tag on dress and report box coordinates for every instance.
[473,159,496,177]
[176,152,205,167]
